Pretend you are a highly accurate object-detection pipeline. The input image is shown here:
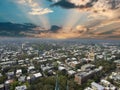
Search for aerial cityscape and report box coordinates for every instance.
[0,38,119,90]
[0,0,120,90]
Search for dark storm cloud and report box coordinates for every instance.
[0,22,37,36]
[47,0,120,16]
[50,0,77,9]
[48,0,98,9]
[49,25,62,32]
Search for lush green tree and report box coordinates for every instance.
[92,60,116,74]
[10,81,19,90]
[0,75,7,84]
[21,67,27,75]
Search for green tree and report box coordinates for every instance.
[0,75,7,84]
[10,81,19,90]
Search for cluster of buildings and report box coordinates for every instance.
[85,79,118,90]
[0,40,120,90]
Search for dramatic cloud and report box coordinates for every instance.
[17,0,53,15]
[49,0,120,18]
[11,0,120,39]
[50,0,98,9]
[93,0,120,10]
[33,24,89,39]
[44,0,120,39]
[33,17,120,39]
[14,0,54,29]
[81,18,120,39]
[50,0,120,10]
[29,8,53,15]
[69,0,98,7]
[34,31,82,39]
[50,0,76,9]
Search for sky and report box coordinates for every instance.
[0,0,90,27]
[0,0,120,39]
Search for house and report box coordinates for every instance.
[68,61,80,68]
[26,72,42,82]
[15,85,27,90]
[4,80,14,90]
[84,87,93,90]
[58,66,66,71]
[47,70,55,76]
[91,82,104,90]
[109,72,120,81]
[67,70,76,75]
[26,76,31,82]
[16,69,22,77]
[18,76,26,82]
[100,79,117,90]
[6,71,14,79]
[0,84,4,90]
[28,66,35,73]
[18,60,24,65]
[81,64,95,71]
[114,60,120,72]
[100,79,110,87]
[41,65,53,71]
[33,72,42,78]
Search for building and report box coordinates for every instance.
[16,69,22,77]
[84,87,93,90]
[116,60,120,72]
[67,70,76,75]
[74,66,102,85]
[15,85,27,90]
[58,66,66,71]
[74,71,96,85]
[6,71,14,79]
[18,76,26,82]
[4,80,13,90]
[28,66,35,73]
[91,82,104,90]
[87,49,95,61]
[0,84,4,90]
[33,72,42,78]
[68,61,80,68]
[109,72,120,81]
[81,64,95,71]
[100,79,110,87]
[74,72,89,85]
[100,79,117,90]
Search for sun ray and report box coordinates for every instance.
[63,9,82,30]
[14,0,53,29]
